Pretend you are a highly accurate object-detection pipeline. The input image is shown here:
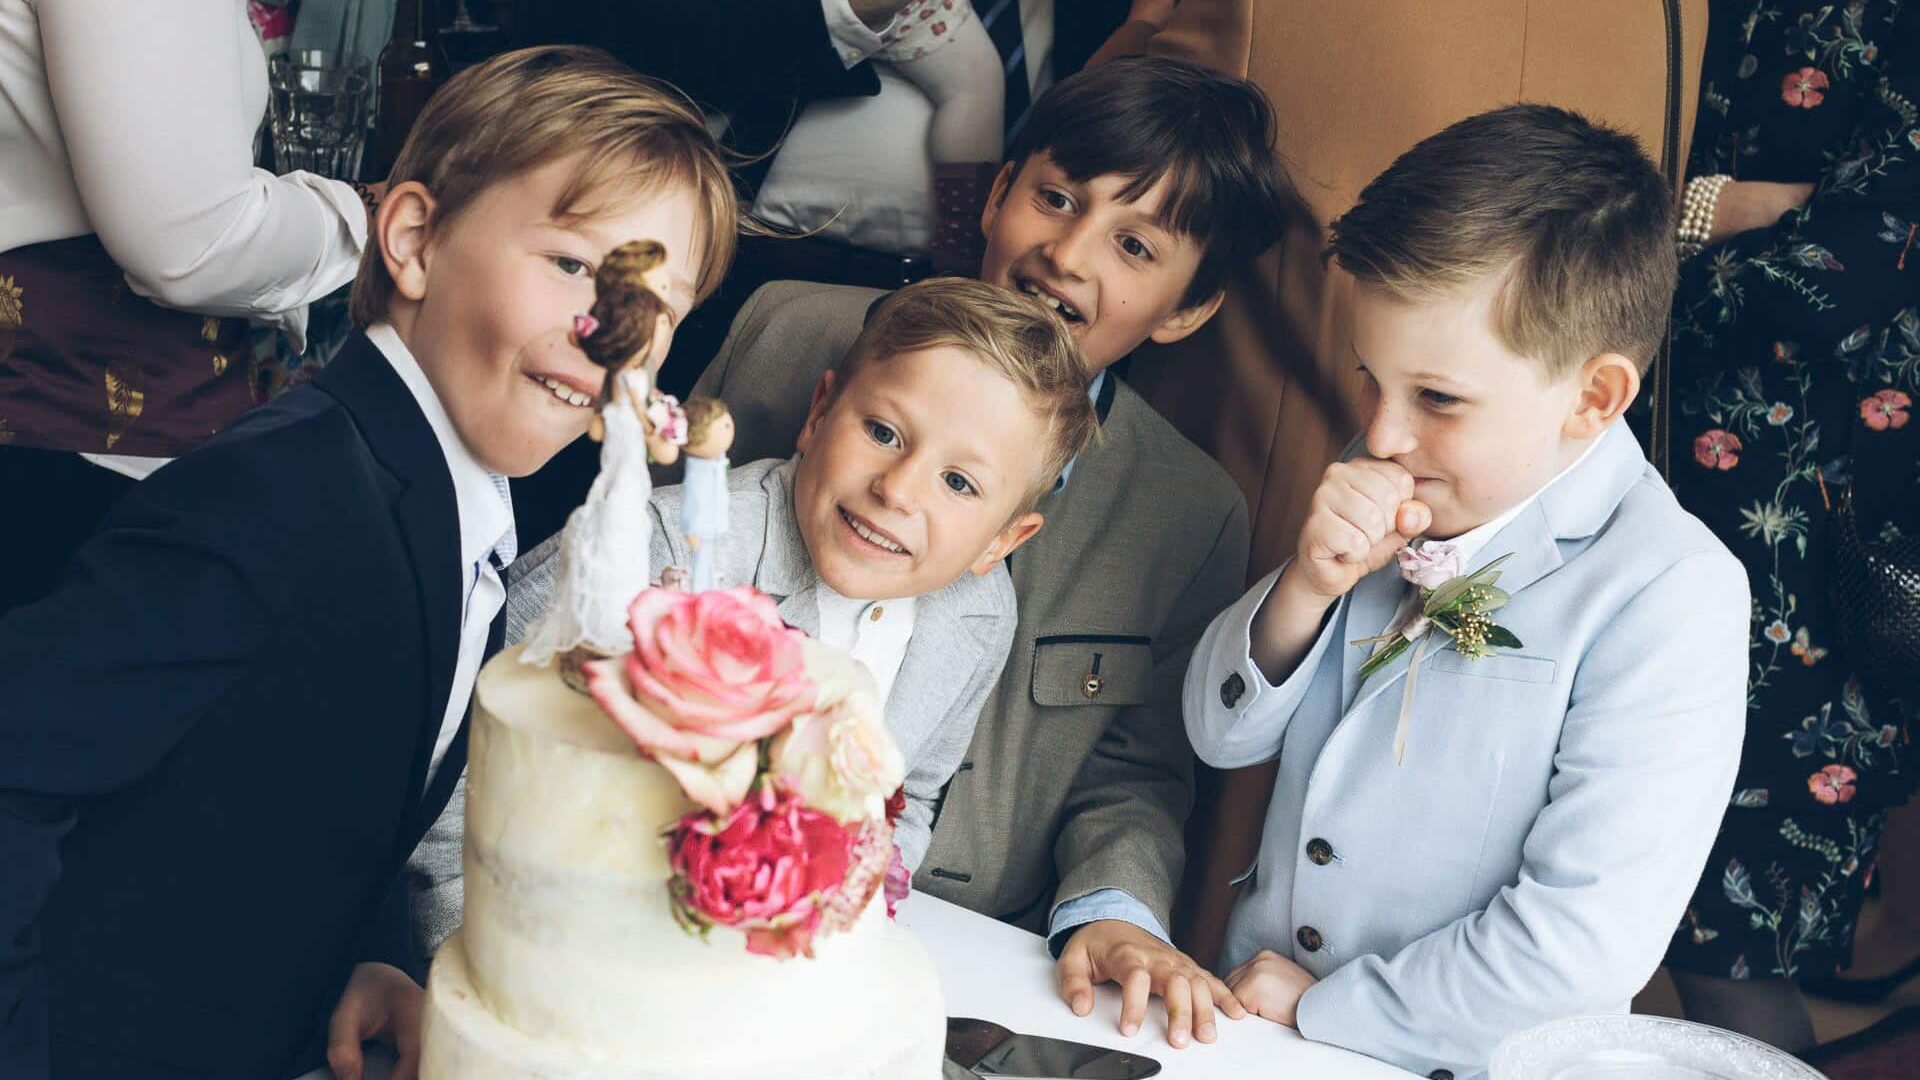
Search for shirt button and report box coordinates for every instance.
[1305,838,1334,866]
[1220,672,1246,708]
[1296,926,1322,952]
[869,605,885,622]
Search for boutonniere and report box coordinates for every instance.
[1352,552,1526,764]
[1354,553,1525,682]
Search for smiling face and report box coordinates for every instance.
[381,154,700,476]
[1350,280,1599,540]
[790,345,1049,601]
[978,153,1220,372]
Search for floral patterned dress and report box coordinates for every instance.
[1665,0,1918,983]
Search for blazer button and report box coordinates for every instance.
[1082,673,1104,699]
[1296,926,1322,952]
[1430,1071,1454,1080]
[1220,672,1246,708]
[1305,838,1334,866]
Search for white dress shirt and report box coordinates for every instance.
[0,0,365,327]
[366,324,515,785]
[814,584,918,707]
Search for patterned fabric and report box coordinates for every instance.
[0,236,257,456]
[1666,0,1919,982]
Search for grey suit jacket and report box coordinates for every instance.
[691,281,1252,934]
[504,456,1016,871]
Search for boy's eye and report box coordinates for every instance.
[943,471,978,496]
[1420,388,1462,408]
[865,420,900,447]
[1119,235,1153,260]
[1039,188,1073,212]
[552,255,591,278]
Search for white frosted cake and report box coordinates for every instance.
[419,627,947,1079]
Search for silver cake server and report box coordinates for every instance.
[945,1017,1162,1079]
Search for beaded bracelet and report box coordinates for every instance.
[1677,173,1731,259]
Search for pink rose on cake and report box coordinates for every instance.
[668,782,856,959]
[770,652,905,824]
[585,587,816,814]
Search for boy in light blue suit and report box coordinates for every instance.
[1184,105,1749,1079]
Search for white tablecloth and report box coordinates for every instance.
[298,893,1417,1080]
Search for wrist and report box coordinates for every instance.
[1676,173,1731,259]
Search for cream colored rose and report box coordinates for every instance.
[771,648,905,824]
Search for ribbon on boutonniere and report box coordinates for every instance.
[1352,553,1525,765]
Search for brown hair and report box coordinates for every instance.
[1326,103,1677,377]
[683,395,731,445]
[1004,56,1296,308]
[350,45,739,328]
[579,239,669,405]
[836,278,1098,512]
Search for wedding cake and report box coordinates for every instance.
[419,588,947,1079]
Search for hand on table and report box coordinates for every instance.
[327,962,424,1080]
[1056,919,1246,1049]
[1224,949,1318,1028]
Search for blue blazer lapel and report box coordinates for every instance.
[315,334,462,811]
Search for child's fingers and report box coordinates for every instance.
[1118,967,1152,1037]
[324,1006,367,1080]
[390,1047,422,1080]
[1396,499,1433,538]
[1054,945,1097,1017]
[1209,972,1248,1020]
[1164,973,1192,1048]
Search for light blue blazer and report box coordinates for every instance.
[1184,423,1749,1080]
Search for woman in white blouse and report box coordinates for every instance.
[0,0,368,611]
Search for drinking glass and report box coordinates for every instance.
[267,50,371,181]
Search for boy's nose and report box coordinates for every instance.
[1364,405,1418,460]
[1043,222,1096,281]
[871,460,922,512]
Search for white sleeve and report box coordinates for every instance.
[38,0,365,319]
[1183,565,1344,769]
[818,0,889,67]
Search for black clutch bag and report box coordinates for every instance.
[1830,487,1920,702]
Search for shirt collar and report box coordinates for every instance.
[366,323,514,570]
[1052,368,1109,494]
[1433,435,1604,568]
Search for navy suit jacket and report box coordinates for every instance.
[0,333,478,1080]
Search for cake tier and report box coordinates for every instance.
[422,930,946,1080]
[453,645,944,1069]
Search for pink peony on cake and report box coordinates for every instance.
[418,587,946,1079]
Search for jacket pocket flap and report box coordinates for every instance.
[1030,636,1153,707]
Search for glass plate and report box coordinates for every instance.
[1490,1015,1826,1080]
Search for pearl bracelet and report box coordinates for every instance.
[1677,173,1731,259]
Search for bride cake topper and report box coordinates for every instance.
[519,240,689,688]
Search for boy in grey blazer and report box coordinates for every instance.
[688,57,1296,1048]
[512,278,1097,870]
[1186,106,1749,1079]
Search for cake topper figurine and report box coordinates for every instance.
[678,396,734,591]
[521,240,688,688]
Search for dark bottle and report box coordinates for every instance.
[370,0,447,179]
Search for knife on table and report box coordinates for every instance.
[945,1017,1163,1079]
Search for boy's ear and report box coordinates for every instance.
[1562,352,1642,439]
[970,511,1044,576]
[1147,288,1227,346]
[794,369,839,456]
[377,181,438,304]
[978,161,1020,241]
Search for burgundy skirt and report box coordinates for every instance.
[0,235,259,456]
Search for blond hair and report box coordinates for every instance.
[837,279,1098,511]
[683,395,730,444]
[1326,104,1676,377]
[350,45,739,328]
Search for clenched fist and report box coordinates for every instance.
[1293,458,1431,600]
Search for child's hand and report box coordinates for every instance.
[1056,920,1246,1048]
[326,962,424,1080]
[1224,949,1317,1027]
[1290,459,1430,600]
